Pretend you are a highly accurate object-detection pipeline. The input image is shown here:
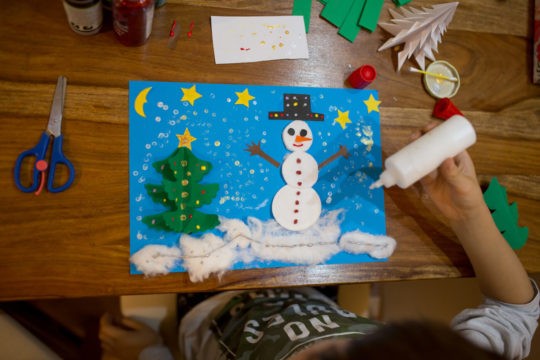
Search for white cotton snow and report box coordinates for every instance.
[130,245,182,276]
[131,212,397,281]
[247,210,343,264]
[339,231,397,259]
[180,232,238,283]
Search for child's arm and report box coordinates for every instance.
[420,150,534,304]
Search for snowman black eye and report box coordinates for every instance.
[287,128,295,136]
[300,129,308,137]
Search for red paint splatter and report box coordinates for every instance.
[240,47,251,51]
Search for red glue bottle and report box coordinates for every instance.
[113,0,155,46]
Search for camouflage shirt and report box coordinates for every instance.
[209,288,379,360]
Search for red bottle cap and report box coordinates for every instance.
[433,98,463,120]
[347,65,376,89]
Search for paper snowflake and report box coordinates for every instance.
[378,2,459,71]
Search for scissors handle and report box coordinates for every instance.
[14,132,50,193]
[48,134,75,193]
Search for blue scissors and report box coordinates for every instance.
[14,76,75,195]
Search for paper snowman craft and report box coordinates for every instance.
[247,94,349,231]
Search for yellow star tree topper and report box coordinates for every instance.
[334,109,352,129]
[177,128,197,149]
[364,94,381,113]
[181,85,202,106]
[235,88,255,107]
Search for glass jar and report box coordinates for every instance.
[113,0,155,46]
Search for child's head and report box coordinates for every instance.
[292,320,505,360]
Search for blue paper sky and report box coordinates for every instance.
[129,81,386,274]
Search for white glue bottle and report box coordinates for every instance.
[370,115,477,189]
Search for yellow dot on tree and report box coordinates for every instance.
[195,200,200,205]
[182,192,189,198]
[182,180,189,186]
[196,225,201,230]
[180,215,187,221]
[181,160,188,167]
[201,165,207,171]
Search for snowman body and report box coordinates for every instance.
[271,121,322,231]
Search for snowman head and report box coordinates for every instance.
[282,120,313,152]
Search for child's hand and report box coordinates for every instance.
[99,313,163,360]
[413,123,486,225]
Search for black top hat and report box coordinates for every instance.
[268,94,324,121]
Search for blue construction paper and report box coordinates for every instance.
[129,81,386,274]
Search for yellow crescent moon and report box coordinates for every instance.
[134,87,152,118]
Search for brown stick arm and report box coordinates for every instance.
[245,141,280,168]
[318,145,350,170]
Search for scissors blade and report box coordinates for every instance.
[46,76,67,137]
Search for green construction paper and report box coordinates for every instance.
[358,0,384,32]
[162,209,220,234]
[143,146,220,234]
[320,0,355,27]
[483,177,529,250]
[293,0,312,33]
[337,0,367,42]
[393,0,411,6]
[145,184,176,210]
[318,0,327,5]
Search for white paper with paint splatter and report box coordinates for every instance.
[211,16,309,64]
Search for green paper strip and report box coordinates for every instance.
[337,0,367,42]
[320,0,355,27]
[293,0,312,33]
[358,0,384,32]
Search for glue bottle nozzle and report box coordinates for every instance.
[369,179,384,190]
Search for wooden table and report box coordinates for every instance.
[0,0,538,300]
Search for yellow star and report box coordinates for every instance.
[176,128,197,149]
[364,94,381,113]
[334,110,352,129]
[181,85,202,106]
[235,88,255,108]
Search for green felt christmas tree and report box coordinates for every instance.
[483,177,528,250]
[143,147,220,234]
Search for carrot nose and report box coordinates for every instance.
[295,135,312,142]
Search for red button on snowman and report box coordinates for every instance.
[247,94,349,231]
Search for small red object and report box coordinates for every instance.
[347,65,376,89]
[34,160,49,196]
[187,21,194,38]
[432,97,463,120]
[169,20,177,37]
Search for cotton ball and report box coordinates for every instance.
[339,231,396,259]
[130,245,182,276]
[180,233,237,282]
